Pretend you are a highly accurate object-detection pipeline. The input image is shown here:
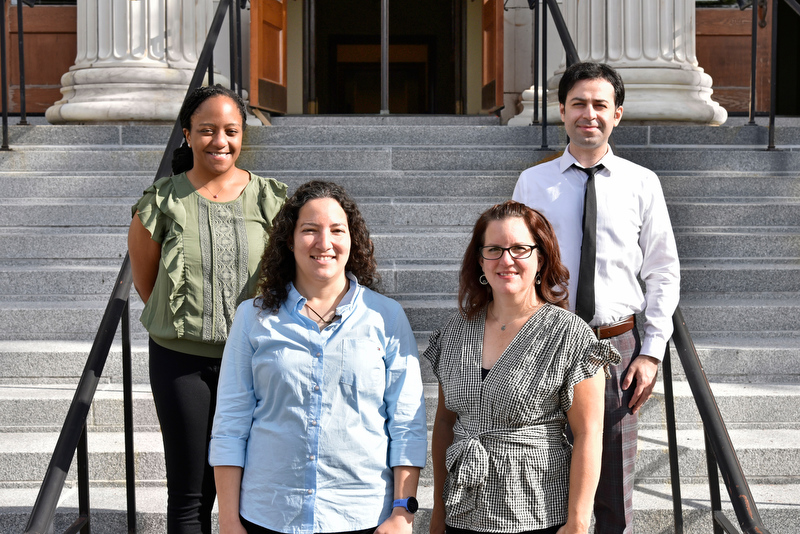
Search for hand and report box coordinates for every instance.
[375,508,414,534]
[218,515,247,534]
[555,521,589,534]
[622,354,660,414]
[429,501,446,534]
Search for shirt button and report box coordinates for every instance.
[309,455,315,460]
[314,385,320,391]
[315,352,321,358]
[307,489,314,494]
[311,420,317,426]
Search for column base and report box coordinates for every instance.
[512,65,728,127]
[46,66,230,124]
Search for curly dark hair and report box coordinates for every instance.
[171,85,248,175]
[256,181,380,311]
[459,201,569,319]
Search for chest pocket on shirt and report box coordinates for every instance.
[340,339,386,390]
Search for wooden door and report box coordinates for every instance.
[481,0,503,114]
[695,7,771,114]
[250,0,288,114]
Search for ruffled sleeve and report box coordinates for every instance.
[256,176,288,226]
[559,321,621,413]
[131,174,190,336]
[422,328,443,383]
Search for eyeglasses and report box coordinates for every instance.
[479,244,538,260]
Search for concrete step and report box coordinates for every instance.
[0,431,166,485]
[1,259,798,301]
[1,293,799,345]
[2,145,798,175]
[0,341,150,385]
[3,170,798,202]
[398,297,800,340]
[680,260,800,293]
[4,379,799,434]
[6,335,798,386]
[6,195,800,231]
[1,483,797,534]
[3,227,799,262]
[1,426,796,487]
[0,173,154,199]
[668,199,800,227]
[659,172,800,199]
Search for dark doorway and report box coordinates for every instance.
[312,0,460,114]
[776,1,800,115]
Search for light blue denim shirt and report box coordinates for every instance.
[209,273,427,534]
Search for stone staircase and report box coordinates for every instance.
[0,116,798,533]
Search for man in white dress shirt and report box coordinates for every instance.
[512,62,680,534]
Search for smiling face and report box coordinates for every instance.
[183,95,243,178]
[560,77,623,166]
[292,197,352,291]
[479,216,540,303]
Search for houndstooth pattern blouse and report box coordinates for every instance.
[423,303,620,532]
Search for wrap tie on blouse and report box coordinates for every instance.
[444,419,564,515]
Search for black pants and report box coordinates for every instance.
[149,339,221,534]
[240,516,377,534]
[446,526,563,534]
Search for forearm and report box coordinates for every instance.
[214,466,244,526]
[564,430,603,533]
[393,465,421,499]
[431,418,453,508]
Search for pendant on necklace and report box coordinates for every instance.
[213,194,219,199]
[500,324,506,331]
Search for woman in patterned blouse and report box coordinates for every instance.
[424,201,619,534]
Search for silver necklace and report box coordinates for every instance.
[488,302,542,331]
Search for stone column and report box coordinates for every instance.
[510,0,727,126]
[46,0,218,123]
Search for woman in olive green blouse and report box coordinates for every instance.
[128,85,287,534]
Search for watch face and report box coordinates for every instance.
[407,496,419,514]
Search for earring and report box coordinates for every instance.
[289,245,294,251]
[479,274,488,286]
[535,271,542,285]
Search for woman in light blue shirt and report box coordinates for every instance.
[210,181,427,534]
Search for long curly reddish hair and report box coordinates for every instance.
[459,201,569,319]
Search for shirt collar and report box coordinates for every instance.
[560,144,617,175]
[287,272,361,316]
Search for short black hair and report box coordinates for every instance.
[558,62,625,108]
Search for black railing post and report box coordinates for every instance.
[704,431,725,534]
[768,0,778,150]
[236,0,244,97]
[541,0,548,149]
[16,0,29,125]
[77,424,91,534]
[662,343,684,534]
[0,2,10,151]
[229,0,237,94]
[380,0,389,114]
[748,3,758,125]
[671,307,771,534]
[532,0,539,124]
[122,301,136,533]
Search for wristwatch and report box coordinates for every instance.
[393,496,419,514]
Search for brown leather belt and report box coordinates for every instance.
[592,315,635,340]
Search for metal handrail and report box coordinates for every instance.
[23,0,242,532]
[666,306,772,534]
[530,0,578,148]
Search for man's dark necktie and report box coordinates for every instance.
[575,164,604,323]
